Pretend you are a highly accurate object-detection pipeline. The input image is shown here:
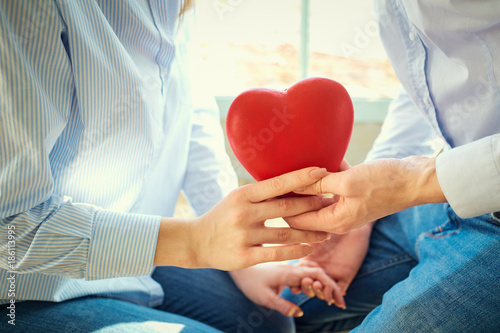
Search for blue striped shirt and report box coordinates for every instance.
[0,0,236,306]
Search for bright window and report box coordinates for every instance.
[191,0,399,99]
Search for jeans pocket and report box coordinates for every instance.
[424,219,461,239]
[488,212,500,227]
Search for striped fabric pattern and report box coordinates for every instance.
[0,0,238,307]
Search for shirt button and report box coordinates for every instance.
[423,97,430,106]
[409,32,416,41]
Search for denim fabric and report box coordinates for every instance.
[151,267,294,333]
[282,203,500,332]
[0,268,292,332]
[0,296,221,332]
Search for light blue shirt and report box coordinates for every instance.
[0,0,236,306]
[368,0,500,218]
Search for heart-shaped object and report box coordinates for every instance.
[226,77,354,184]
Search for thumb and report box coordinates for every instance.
[261,293,304,318]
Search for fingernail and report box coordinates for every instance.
[294,310,304,317]
[328,300,335,306]
[310,168,327,179]
[307,286,315,297]
[316,289,324,299]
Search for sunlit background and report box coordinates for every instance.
[190,0,399,98]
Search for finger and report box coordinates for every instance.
[260,292,304,318]
[333,291,347,310]
[323,279,346,309]
[249,227,330,246]
[293,172,344,196]
[285,203,341,233]
[298,267,344,307]
[300,277,315,297]
[243,167,328,202]
[255,195,323,220]
[248,244,314,266]
[289,286,302,294]
[312,280,325,300]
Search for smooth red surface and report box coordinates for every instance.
[226,77,354,183]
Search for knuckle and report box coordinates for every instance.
[296,171,309,185]
[269,176,285,193]
[233,206,250,225]
[276,228,292,242]
[232,186,248,202]
[237,248,253,268]
[233,230,247,245]
[277,198,292,213]
[265,248,280,262]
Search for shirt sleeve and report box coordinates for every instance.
[365,89,444,161]
[0,5,160,280]
[436,134,500,218]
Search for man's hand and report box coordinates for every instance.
[286,156,446,234]
[230,264,346,317]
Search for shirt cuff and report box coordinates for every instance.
[85,210,161,280]
[436,135,500,218]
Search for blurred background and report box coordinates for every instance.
[192,0,399,98]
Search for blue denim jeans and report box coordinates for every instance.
[0,268,292,332]
[282,203,500,332]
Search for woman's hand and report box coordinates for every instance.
[230,264,345,317]
[154,167,332,271]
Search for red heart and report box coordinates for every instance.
[226,77,354,184]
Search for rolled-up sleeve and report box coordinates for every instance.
[436,134,500,218]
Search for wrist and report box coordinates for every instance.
[153,217,198,268]
[407,156,447,205]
